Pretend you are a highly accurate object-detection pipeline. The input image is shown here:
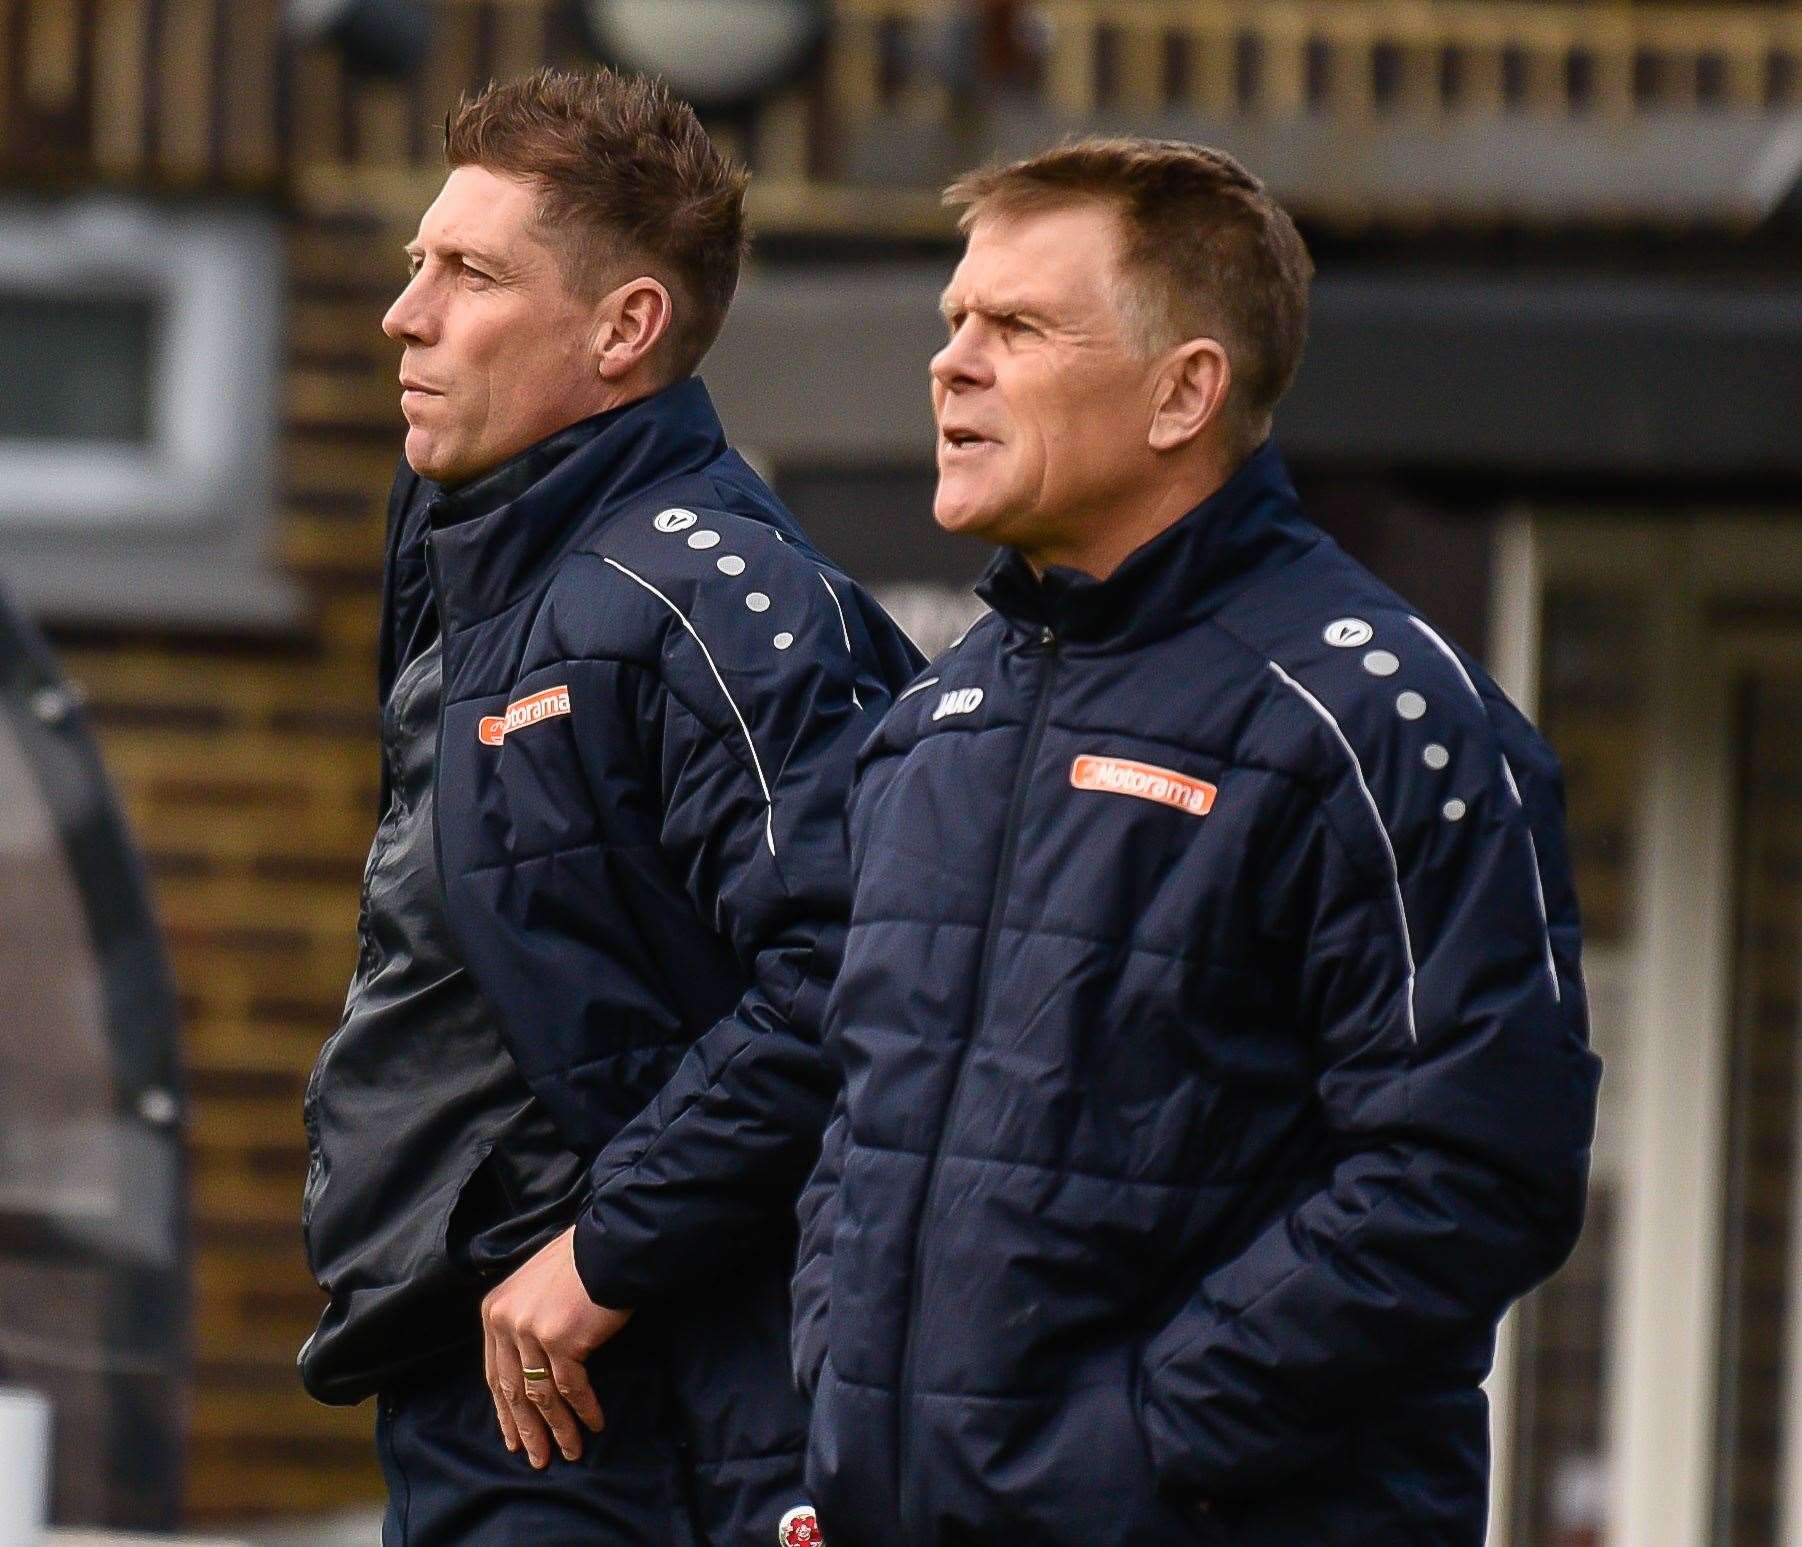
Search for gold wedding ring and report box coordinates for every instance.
[521,1366,551,1382]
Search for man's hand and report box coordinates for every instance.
[480,1225,633,1467]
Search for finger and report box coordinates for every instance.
[490,1326,550,1469]
[517,1336,584,1463]
[483,1323,521,1455]
[547,1346,605,1435]
[509,1392,554,1470]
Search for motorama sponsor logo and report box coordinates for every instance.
[1070,754,1217,816]
[478,685,571,746]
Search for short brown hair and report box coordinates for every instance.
[446,67,750,379]
[946,138,1312,447]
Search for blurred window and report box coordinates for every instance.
[0,295,155,444]
[0,199,295,627]
[1508,583,1652,1546]
[1537,589,1652,946]
[1712,671,1802,1546]
[0,600,184,1528]
[1511,1188,1614,1547]
[0,712,134,1519]
[0,721,120,1223]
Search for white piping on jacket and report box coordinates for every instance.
[816,571,862,708]
[895,675,940,704]
[604,557,777,856]
[1268,660,1419,1043]
[1407,615,1561,1002]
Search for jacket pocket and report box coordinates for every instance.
[443,1136,591,1281]
[1031,1344,1213,1547]
[908,1345,1210,1547]
[437,1140,500,1278]
[808,1355,904,1540]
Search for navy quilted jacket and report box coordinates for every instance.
[794,443,1601,1546]
[423,378,921,1536]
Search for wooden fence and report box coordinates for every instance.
[3,1,1799,228]
[837,0,1802,126]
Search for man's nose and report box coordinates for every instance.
[931,322,990,394]
[382,272,433,345]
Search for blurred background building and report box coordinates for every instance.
[0,0,1799,1542]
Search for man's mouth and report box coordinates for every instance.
[941,428,992,451]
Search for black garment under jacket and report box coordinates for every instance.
[300,630,589,1399]
[302,379,922,1542]
[794,443,1602,1546]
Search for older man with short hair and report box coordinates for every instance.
[299,67,919,1546]
[794,139,1601,1545]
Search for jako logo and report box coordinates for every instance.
[1070,754,1216,817]
[478,685,571,746]
[931,687,984,722]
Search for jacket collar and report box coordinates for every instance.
[974,441,1321,651]
[426,375,728,631]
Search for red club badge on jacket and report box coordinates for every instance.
[778,1504,824,1546]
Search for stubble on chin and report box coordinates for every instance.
[931,491,973,537]
[932,466,984,533]
[933,472,1016,542]
[403,429,457,484]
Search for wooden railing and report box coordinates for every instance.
[4,0,1798,228]
[830,0,1802,126]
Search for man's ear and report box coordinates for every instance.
[1148,338,1231,453]
[593,275,674,381]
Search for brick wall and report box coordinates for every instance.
[0,0,610,1518]
[50,211,405,1519]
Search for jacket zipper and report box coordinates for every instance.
[895,623,1059,1530]
[423,523,455,936]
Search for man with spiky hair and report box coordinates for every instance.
[299,67,919,1544]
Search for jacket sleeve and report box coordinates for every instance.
[790,720,916,1396]
[791,1092,847,1398]
[1136,675,1601,1498]
[569,553,917,1308]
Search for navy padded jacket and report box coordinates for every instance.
[422,378,922,1536]
[794,443,1601,1546]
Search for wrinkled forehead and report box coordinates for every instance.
[942,200,1127,319]
[411,165,544,255]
